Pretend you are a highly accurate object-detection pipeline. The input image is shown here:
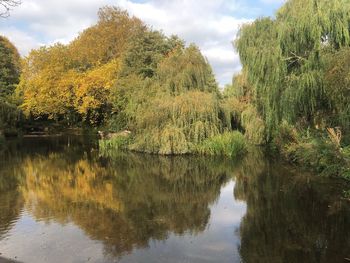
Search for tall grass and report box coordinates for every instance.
[99,135,131,156]
[196,131,247,158]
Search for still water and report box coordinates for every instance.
[0,136,349,263]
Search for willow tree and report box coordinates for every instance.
[157,44,218,95]
[236,0,350,138]
[221,72,266,145]
[129,45,222,154]
[115,44,222,154]
[324,48,350,133]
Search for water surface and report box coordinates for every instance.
[0,136,349,263]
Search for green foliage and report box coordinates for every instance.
[235,0,350,138]
[241,106,266,145]
[324,47,350,132]
[234,0,350,178]
[274,126,350,179]
[157,44,218,94]
[99,135,131,155]
[0,36,20,100]
[196,131,246,158]
[111,39,222,155]
[272,120,299,150]
[120,31,183,79]
[221,73,266,145]
[344,190,350,199]
[0,100,21,130]
[0,36,21,133]
[129,91,222,155]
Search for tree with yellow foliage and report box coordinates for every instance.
[18,7,144,125]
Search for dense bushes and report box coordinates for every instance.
[273,122,350,180]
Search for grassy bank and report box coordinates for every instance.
[195,131,246,158]
[99,131,247,158]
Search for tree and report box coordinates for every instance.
[0,0,21,18]
[69,6,144,70]
[235,0,350,138]
[18,6,144,125]
[0,35,20,99]
[324,48,350,132]
[117,43,222,154]
[74,59,121,124]
[18,44,76,120]
[0,36,21,131]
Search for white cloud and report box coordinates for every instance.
[0,0,261,85]
[0,26,40,54]
[112,0,252,86]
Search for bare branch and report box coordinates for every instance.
[0,0,21,18]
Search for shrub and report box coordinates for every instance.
[279,129,350,180]
[197,131,247,158]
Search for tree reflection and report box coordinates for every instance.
[0,165,23,239]
[18,152,233,257]
[1,137,349,262]
[235,153,350,263]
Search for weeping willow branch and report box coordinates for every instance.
[0,0,21,18]
[235,0,350,138]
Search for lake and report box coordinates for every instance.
[0,136,349,263]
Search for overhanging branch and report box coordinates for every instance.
[0,0,21,18]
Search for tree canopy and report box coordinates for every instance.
[0,36,20,100]
[0,36,21,131]
[18,7,144,124]
[235,0,350,138]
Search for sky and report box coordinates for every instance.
[0,0,285,86]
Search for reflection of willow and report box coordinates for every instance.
[19,152,234,257]
[234,151,350,263]
[0,166,23,239]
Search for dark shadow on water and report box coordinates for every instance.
[0,257,22,263]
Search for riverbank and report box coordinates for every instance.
[99,130,247,158]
